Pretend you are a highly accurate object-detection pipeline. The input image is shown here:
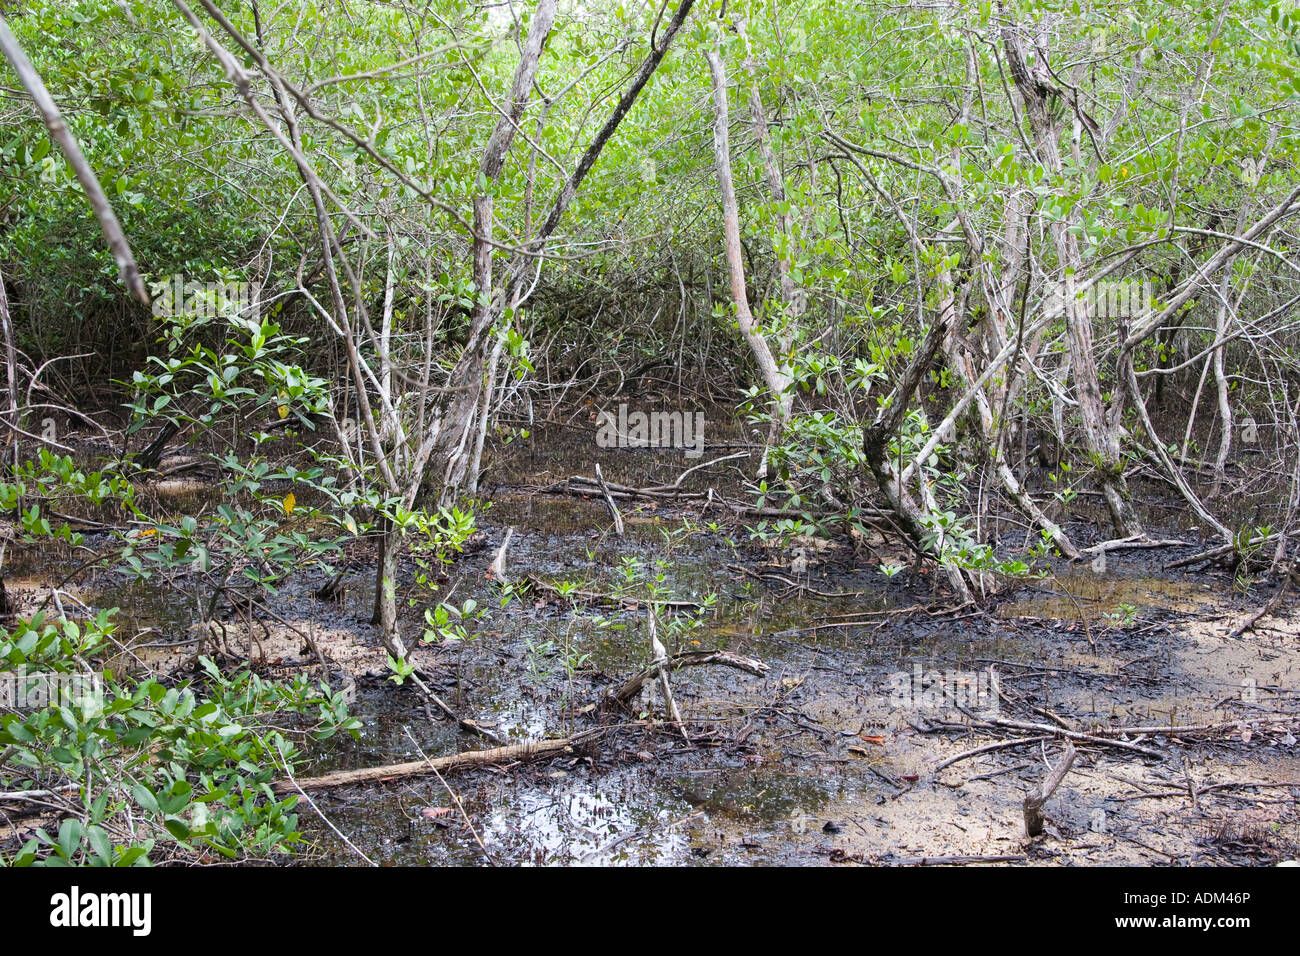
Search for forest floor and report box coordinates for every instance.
[3,414,1298,865]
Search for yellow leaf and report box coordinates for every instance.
[343,514,357,535]
[283,492,296,516]
[277,404,289,419]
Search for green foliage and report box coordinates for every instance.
[0,610,359,866]
[0,449,136,544]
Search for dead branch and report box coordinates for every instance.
[410,668,505,745]
[609,649,769,706]
[1228,578,1290,639]
[594,464,624,537]
[920,716,1163,758]
[1023,741,1076,837]
[1086,715,1300,737]
[933,735,1054,773]
[1165,535,1277,570]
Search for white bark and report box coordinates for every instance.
[706,45,793,457]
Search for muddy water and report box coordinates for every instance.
[6,438,1297,865]
[296,495,895,866]
[285,497,1275,866]
[997,570,1223,622]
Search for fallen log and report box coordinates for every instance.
[1073,535,1189,559]
[275,650,771,794]
[272,728,605,794]
[537,476,893,522]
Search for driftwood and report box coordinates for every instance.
[1023,741,1076,837]
[273,728,604,794]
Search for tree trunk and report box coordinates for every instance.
[705,45,793,461]
[425,0,695,503]
[862,310,976,603]
[0,265,18,479]
[371,514,405,659]
[1002,23,1142,537]
[1211,208,1249,496]
[738,17,802,476]
[425,0,558,502]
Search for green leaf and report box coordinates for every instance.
[131,784,160,813]
[86,825,112,863]
[57,818,83,860]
